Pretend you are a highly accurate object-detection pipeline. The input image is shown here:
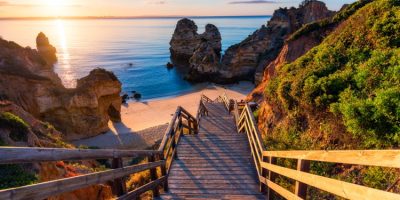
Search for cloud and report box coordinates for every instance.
[0,1,82,7]
[146,0,167,4]
[0,1,9,6]
[229,0,277,4]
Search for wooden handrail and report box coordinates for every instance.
[0,161,164,200]
[0,101,201,200]
[0,147,160,164]
[217,92,230,111]
[263,150,400,168]
[223,93,400,200]
[261,161,400,200]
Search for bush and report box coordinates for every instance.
[0,112,30,142]
[0,164,37,189]
[265,0,400,148]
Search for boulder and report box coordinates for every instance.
[0,36,122,140]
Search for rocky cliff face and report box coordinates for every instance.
[0,101,114,199]
[221,0,334,84]
[248,23,335,102]
[169,18,222,74]
[36,32,57,65]
[0,36,122,140]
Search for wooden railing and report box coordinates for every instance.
[224,94,400,200]
[158,106,198,175]
[196,95,209,124]
[0,101,202,200]
[0,148,164,200]
[217,92,230,112]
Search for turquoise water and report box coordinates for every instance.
[0,16,270,100]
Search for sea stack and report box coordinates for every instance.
[169,18,200,66]
[36,32,57,65]
[169,19,222,81]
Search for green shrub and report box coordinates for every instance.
[265,0,400,148]
[0,164,37,189]
[0,112,29,142]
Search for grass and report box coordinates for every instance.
[0,112,30,142]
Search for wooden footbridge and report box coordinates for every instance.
[0,94,400,200]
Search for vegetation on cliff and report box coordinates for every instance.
[259,0,400,196]
[265,0,399,149]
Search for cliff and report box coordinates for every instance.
[171,1,334,84]
[220,0,334,84]
[0,101,114,199]
[254,0,397,150]
[0,35,122,140]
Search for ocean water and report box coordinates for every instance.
[0,16,270,100]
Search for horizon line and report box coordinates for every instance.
[0,15,272,20]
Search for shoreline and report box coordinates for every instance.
[73,81,254,149]
[119,81,254,131]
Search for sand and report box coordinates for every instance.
[73,82,254,149]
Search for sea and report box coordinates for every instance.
[0,16,270,100]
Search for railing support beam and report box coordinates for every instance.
[111,158,127,196]
[295,159,310,199]
[267,157,277,200]
[149,155,160,197]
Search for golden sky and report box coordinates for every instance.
[0,0,356,18]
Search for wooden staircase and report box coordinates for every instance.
[1,93,399,200]
[157,101,264,199]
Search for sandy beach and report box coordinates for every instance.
[73,82,253,149]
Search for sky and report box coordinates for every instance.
[0,0,357,18]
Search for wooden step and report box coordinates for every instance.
[167,178,258,184]
[157,194,266,200]
[167,188,262,195]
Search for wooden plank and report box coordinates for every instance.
[149,155,160,197]
[295,160,310,199]
[118,176,167,200]
[0,161,165,200]
[259,176,301,200]
[263,150,400,168]
[111,158,127,196]
[261,162,400,200]
[158,107,181,151]
[167,188,261,195]
[244,105,265,154]
[0,147,160,164]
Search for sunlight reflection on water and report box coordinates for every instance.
[0,17,269,99]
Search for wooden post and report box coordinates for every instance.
[111,158,127,196]
[295,159,310,199]
[267,157,277,200]
[188,119,193,135]
[193,119,199,134]
[149,155,160,197]
[160,154,169,192]
[260,155,269,194]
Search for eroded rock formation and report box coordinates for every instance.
[169,18,222,74]
[36,32,57,65]
[221,0,334,84]
[0,101,114,199]
[170,18,200,66]
[0,35,122,140]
